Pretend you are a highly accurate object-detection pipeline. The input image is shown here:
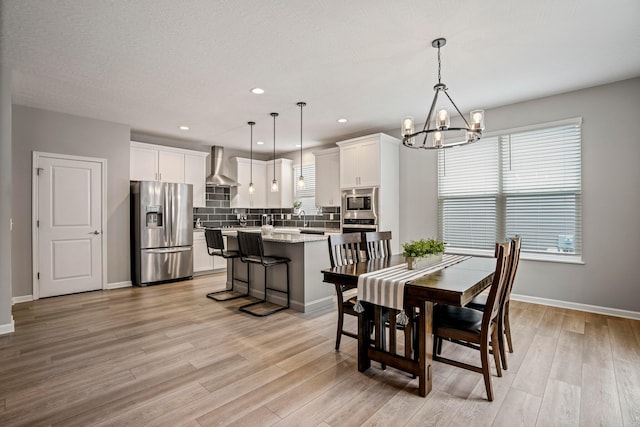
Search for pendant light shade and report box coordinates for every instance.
[247,121,255,194]
[270,112,279,192]
[297,102,306,190]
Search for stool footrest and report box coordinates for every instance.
[239,300,289,317]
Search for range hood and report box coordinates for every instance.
[206,146,240,187]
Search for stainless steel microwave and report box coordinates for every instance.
[342,187,378,221]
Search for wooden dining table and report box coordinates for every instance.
[321,254,496,397]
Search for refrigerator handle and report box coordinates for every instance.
[164,184,169,243]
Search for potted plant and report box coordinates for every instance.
[292,200,302,215]
[402,238,446,270]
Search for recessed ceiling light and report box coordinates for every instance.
[337,118,348,123]
[257,140,264,145]
[250,88,265,94]
[179,125,190,130]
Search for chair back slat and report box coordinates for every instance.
[237,231,265,262]
[482,242,511,331]
[328,233,363,267]
[364,231,392,260]
[503,237,522,306]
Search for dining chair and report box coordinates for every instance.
[236,231,291,317]
[467,236,522,369]
[327,233,365,350]
[363,231,392,260]
[204,229,249,301]
[432,241,511,401]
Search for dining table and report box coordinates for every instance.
[321,254,496,397]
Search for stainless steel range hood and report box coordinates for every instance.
[206,146,240,187]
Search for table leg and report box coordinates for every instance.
[357,306,371,372]
[418,301,434,397]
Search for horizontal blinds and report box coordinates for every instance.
[437,121,582,258]
[440,197,497,249]
[438,137,499,196]
[501,124,581,193]
[295,164,317,212]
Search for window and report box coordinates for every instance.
[294,163,317,213]
[438,118,582,261]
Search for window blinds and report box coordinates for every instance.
[294,164,317,213]
[438,120,582,258]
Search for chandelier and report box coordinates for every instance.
[401,38,485,149]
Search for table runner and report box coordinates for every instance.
[353,254,470,325]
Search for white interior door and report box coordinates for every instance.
[36,154,104,298]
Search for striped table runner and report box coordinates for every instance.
[353,254,470,324]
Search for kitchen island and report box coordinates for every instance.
[222,229,335,313]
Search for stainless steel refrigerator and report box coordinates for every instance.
[131,181,193,286]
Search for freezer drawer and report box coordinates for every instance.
[138,246,193,285]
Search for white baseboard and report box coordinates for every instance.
[511,293,640,321]
[106,281,132,290]
[12,295,33,305]
[0,316,15,335]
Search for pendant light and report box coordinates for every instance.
[248,121,255,194]
[270,112,279,192]
[297,102,306,190]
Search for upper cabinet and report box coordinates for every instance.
[184,153,207,208]
[130,141,208,207]
[338,137,382,188]
[229,157,293,209]
[266,159,293,209]
[314,147,341,207]
[229,157,267,208]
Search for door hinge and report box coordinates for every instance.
[37,272,40,280]
[36,220,39,227]
[36,167,44,175]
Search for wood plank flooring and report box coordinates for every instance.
[1,273,639,426]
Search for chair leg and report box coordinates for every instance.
[480,336,494,402]
[504,303,514,353]
[491,328,502,378]
[335,310,344,351]
[497,317,508,371]
[238,262,289,317]
[206,257,248,301]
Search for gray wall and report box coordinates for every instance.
[12,106,131,297]
[0,18,13,327]
[399,77,640,313]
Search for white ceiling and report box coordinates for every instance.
[4,0,640,154]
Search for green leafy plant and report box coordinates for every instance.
[402,238,445,258]
[293,200,302,209]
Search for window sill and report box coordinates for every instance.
[445,247,584,265]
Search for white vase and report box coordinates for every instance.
[406,253,443,270]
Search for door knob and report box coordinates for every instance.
[90,230,101,235]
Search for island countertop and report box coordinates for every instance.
[196,227,330,243]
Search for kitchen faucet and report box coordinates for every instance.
[298,210,308,228]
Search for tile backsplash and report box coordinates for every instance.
[194,186,341,229]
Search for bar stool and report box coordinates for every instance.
[204,229,249,301]
[236,231,290,317]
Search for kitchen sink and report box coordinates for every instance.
[299,229,325,235]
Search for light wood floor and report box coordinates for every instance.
[1,273,640,426]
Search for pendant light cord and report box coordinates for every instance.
[250,123,253,183]
[437,44,442,85]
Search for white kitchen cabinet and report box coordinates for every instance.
[130,144,159,181]
[229,157,267,208]
[337,133,401,253]
[130,142,208,207]
[314,147,341,206]
[338,137,380,188]
[184,153,208,207]
[193,231,227,273]
[266,158,293,209]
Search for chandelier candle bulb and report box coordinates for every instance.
[434,131,444,148]
[402,116,415,146]
[436,108,450,129]
[471,110,485,131]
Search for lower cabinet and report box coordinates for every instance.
[193,232,227,273]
